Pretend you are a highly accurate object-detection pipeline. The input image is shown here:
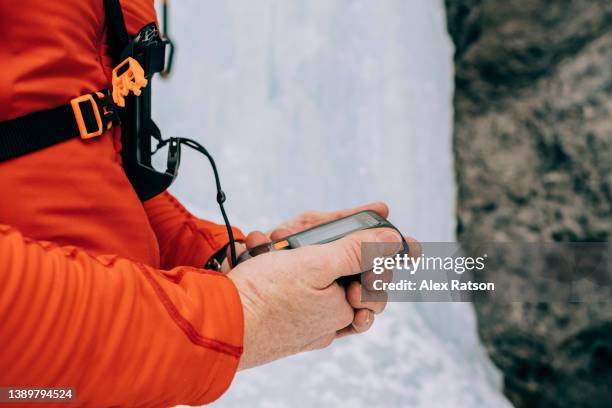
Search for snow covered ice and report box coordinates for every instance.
[154,0,512,406]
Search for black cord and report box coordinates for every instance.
[154,136,238,267]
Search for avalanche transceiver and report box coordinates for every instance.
[236,210,409,265]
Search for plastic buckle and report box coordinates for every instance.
[71,93,104,139]
[112,57,148,107]
[70,91,120,140]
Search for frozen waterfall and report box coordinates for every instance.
[153,0,511,406]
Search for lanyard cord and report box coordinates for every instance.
[154,137,238,267]
[155,3,234,265]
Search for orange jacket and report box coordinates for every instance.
[0,1,245,406]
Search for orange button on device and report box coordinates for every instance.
[273,240,289,250]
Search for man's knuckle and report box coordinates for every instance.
[316,334,335,349]
[325,334,336,347]
[300,211,319,223]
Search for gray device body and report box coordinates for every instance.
[236,210,408,265]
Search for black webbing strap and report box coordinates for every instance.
[104,0,131,61]
[0,95,113,162]
[0,1,130,163]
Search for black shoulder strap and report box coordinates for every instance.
[104,0,130,60]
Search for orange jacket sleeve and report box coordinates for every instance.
[0,224,243,407]
[143,191,245,270]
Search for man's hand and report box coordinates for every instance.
[267,202,393,335]
[228,227,403,370]
[222,202,418,336]
[268,202,390,241]
[221,202,388,271]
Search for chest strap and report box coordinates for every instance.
[0,91,114,161]
[0,0,152,162]
[0,55,149,162]
[0,0,177,202]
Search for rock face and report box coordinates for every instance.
[445,1,612,407]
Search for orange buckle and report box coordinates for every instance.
[111,57,148,108]
[71,92,106,139]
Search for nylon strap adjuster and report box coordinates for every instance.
[70,58,147,139]
[112,57,148,108]
[70,91,121,139]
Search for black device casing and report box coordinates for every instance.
[236,210,409,266]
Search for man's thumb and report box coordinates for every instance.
[314,228,402,286]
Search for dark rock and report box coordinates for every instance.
[445,0,612,406]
